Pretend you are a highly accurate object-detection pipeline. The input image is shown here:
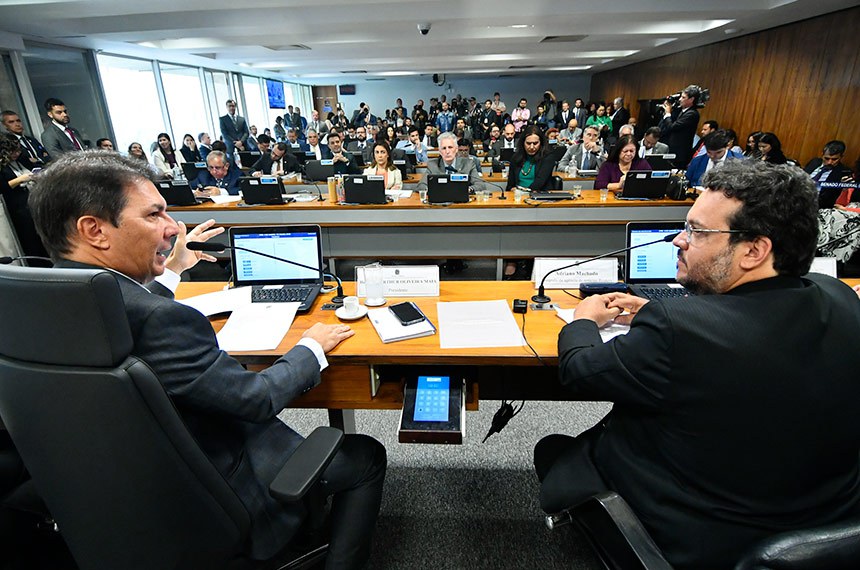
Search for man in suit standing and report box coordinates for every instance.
[686,129,745,187]
[609,97,630,138]
[1,110,51,168]
[658,85,701,167]
[40,98,86,158]
[416,132,487,193]
[536,159,860,569]
[555,100,573,131]
[572,98,588,130]
[29,151,387,568]
[218,99,250,155]
[638,126,669,158]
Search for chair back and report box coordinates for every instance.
[0,265,250,569]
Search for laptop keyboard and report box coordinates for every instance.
[531,192,574,200]
[635,286,691,300]
[252,287,312,303]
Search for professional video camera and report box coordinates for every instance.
[664,84,710,109]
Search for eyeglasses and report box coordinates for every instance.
[683,221,750,244]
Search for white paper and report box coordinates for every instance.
[177,286,252,316]
[385,189,413,199]
[208,194,242,204]
[366,307,436,343]
[808,257,838,278]
[437,300,525,349]
[216,302,300,352]
[532,258,618,289]
[555,307,630,342]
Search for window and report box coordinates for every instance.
[97,54,165,154]
[204,70,231,142]
[160,64,208,150]
[240,75,268,135]
[0,54,31,134]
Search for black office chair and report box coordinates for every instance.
[0,265,343,570]
[547,492,860,570]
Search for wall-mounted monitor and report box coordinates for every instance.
[339,84,356,96]
[266,79,285,109]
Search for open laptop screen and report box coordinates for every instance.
[625,221,684,283]
[230,226,322,285]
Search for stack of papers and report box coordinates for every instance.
[367,307,436,343]
[436,300,525,349]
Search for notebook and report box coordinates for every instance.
[240,176,285,205]
[228,225,324,312]
[427,174,470,203]
[367,307,436,343]
[620,170,672,199]
[625,221,692,300]
[343,175,386,204]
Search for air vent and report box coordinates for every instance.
[263,44,311,51]
[191,53,218,59]
[541,35,588,43]
[366,78,386,82]
[497,74,514,78]
[508,65,535,69]
[341,70,367,74]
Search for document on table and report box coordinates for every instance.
[437,300,525,349]
[208,194,242,204]
[177,286,252,317]
[555,308,630,342]
[216,302,300,352]
[385,189,413,199]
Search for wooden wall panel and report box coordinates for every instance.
[590,7,860,167]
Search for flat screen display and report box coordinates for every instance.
[266,79,286,109]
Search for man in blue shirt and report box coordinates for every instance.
[686,130,745,187]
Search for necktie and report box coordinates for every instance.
[232,114,237,126]
[582,151,591,171]
[445,165,456,173]
[65,128,82,150]
[20,137,40,162]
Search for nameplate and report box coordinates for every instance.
[355,265,440,297]
[532,258,619,289]
[807,257,837,278]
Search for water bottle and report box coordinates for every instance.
[173,164,184,180]
[566,163,578,178]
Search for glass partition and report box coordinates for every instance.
[204,70,231,142]
[161,63,208,148]
[240,75,268,134]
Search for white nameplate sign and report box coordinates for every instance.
[532,258,618,289]
[355,265,440,297]
[807,256,837,278]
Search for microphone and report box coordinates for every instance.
[187,242,319,273]
[531,232,681,305]
[481,179,507,200]
[324,272,346,305]
[0,255,53,266]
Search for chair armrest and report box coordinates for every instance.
[269,427,344,503]
[734,516,860,570]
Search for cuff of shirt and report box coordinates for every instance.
[296,337,329,372]
[155,268,181,293]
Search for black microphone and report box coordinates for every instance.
[324,272,346,305]
[482,179,507,200]
[0,255,53,266]
[187,242,319,273]
[531,232,681,305]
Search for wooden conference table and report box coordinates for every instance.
[169,182,694,279]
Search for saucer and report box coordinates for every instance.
[336,305,368,321]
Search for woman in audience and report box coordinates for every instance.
[595,134,651,194]
[127,142,148,162]
[586,104,612,140]
[179,133,201,163]
[386,125,397,143]
[505,125,556,192]
[363,141,402,190]
[273,116,286,141]
[0,134,47,257]
[744,131,763,159]
[725,129,744,155]
[758,132,788,165]
[152,132,185,178]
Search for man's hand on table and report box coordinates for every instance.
[573,292,648,327]
[303,323,354,352]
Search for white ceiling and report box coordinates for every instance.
[1,0,856,81]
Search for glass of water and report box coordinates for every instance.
[572,184,582,199]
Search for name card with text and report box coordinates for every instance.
[355,265,440,297]
[532,258,619,289]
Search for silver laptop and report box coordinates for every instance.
[625,221,693,300]
[228,225,324,312]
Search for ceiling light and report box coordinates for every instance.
[376,71,420,76]
[547,65,593,71]
[509,25,532,29]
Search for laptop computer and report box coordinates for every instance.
[427,174,470,204]
[181,161,207,182]
[644,154,677,171]
[156,180,206,206]
[393,158,410,180]
[619,170,672,199]
[240,176,285,205]
[305,159,335,181]
[499,148,515,163]
[625,221,692,300]
[236,151,262,169]
[228,225,324,312]
[343,175,386,204]
[350,151,367,167]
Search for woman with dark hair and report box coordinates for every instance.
[586,104,612,140]
[595,134,651,194]
[725,129,744,155]
[505,125,556,192]
[180,133,202,163]
[744,131,764,159]
[152,132,185,178]
[758,132,788,165]
[273,116,286,141]
[127,142,148,162]
[363,141,402,190]
[0,134,48,257]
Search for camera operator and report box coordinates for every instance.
[658,85,702,167]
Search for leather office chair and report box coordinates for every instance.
[0,265,343,570]
[547,492,860,570]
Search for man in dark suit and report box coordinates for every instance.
[218,99,250,155]
[305,130,332,160]
[658,85,701,167]
[2,110,51,168]
[346,126,372,163]
[804,140,853,183]
[252,142,300,176]
[40,98,86,157]
[557,126,605,172]
[326,131,361,175]
[488,123,517,159]
[29,151,387,568]
[535,159,860,569]
[609,97,630,138]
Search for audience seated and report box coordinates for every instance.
[804,140,852,183]
[252,141,300,177]
[758,132,790,165]
[326,131,361,175]
[558,119,581,146]
[686,129,745,187]
[179,133,202,163]
[194,150,241,196]
[504,125,556,193]
[127,142,148,163]
[744,130,763,159]
[363,141,402,190]
[0,134,48,257]
[638,126,668,157]
[152,132,185,179]
[558,126,605,173]
[595,134,651,194]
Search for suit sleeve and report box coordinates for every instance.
[558,302,674,411]
[137,300,320,422]
[557,145,576,171]
[41,129,63,155]
[530,157,557,191]
[660,109,698,136]
[238,119,249,144]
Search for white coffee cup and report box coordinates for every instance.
[343,296,360,316]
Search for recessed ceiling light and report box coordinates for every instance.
[547,65,593,71]
[238,62,250,67]
[724,28,742,34]
[376,71,419,76]
[509,25,532,29]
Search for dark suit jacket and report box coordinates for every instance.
[610,107,630,137]
[803,158,853,183]
[194,164,243,195]
[505,155,556,191]
[11,133,51,168]
[346,140,373,163]
[219,114,250,153]
[658,107,700,166]
[252,152,300,175]
[307,144,332,160]
[40,123,86,157]
[556,274,860,569]
[54,260,321,560]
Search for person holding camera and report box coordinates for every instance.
[658,85,702,167]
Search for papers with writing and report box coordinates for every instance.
[555,307,630,342]
[532,258,618,289]
[177,286,251,317]
[437,300,525,349]
[216,302,300,352]
[367,307,436,343]
[355,265,440,297]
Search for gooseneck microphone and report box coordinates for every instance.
[0,255,53,266]
[186,242,319,273]
[531,233,681,305]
